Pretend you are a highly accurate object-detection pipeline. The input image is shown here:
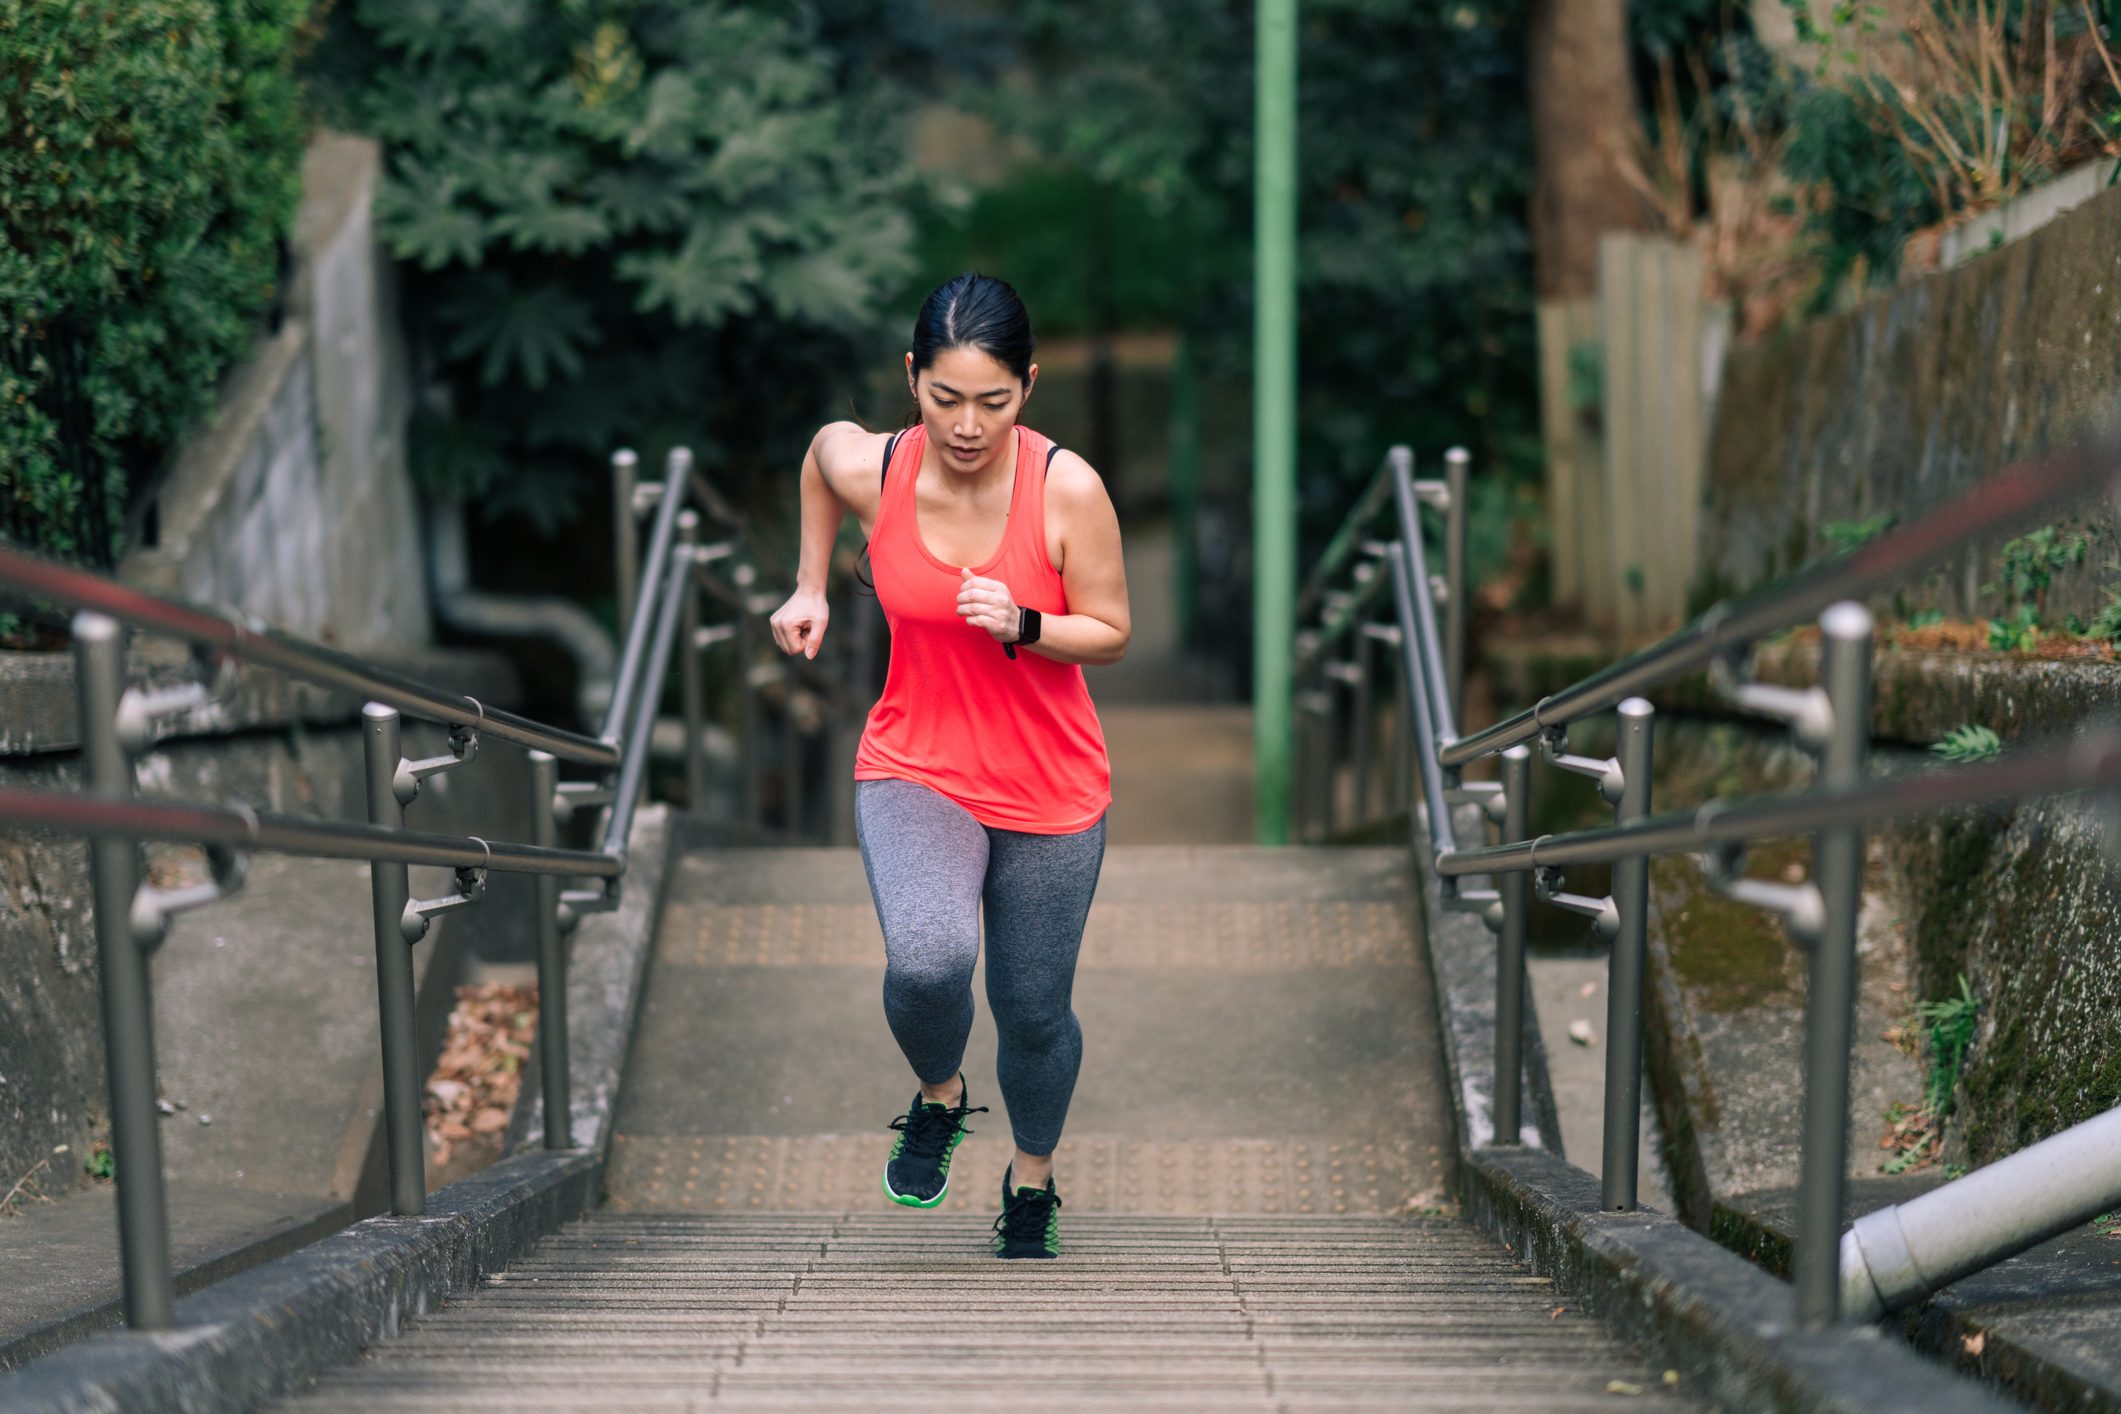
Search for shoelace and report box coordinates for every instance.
[887,1098,988,1161]
[992,1185,1062,1244]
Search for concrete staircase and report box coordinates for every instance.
[265,836,1702,1410]
[273,1211,1693,1411]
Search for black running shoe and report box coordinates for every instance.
[992,1161,1063,1259]
[882,1072,988,1207]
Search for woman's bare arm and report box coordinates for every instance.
[774,422,887,657]
[1029,451,1129,667]
[794,422,883,592]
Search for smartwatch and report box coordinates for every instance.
[1016,607,1042,646]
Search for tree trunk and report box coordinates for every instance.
[1526,0,1650,300]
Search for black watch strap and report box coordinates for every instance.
[1017,607,1042,646]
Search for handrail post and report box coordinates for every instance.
[1444,446,1470,727]
[362,703,425,1216]
[1798,602,1873,1325]
[1602,698,1655,1210]
[1494,744,1532,1144]
[676,511,708,809]
[75,612,176,1329]
[733,562,763,832]
[528,751,571,1150]
[612,449,640,641]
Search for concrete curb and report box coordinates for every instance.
[0,1150,595,1414]
[1466,1148,2020,1414]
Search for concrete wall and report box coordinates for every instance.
[121,132,428,650]
[1699,176,2121,625]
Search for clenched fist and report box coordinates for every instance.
[770,586,830,659]
[957,567,1020,643]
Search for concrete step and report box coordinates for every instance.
[269,1212,1702,1411]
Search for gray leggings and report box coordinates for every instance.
[854,777,1107,1156]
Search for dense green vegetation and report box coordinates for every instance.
[0,0,316,573]
[312,0,924,542]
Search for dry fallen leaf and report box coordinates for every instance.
[1568,1018,1597,1047]
[1548,1304,1567,1320]
[1963,1330,1987,1357]
[1605,1379,1645,1396]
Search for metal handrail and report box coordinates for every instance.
[0,439,877,1336]
[1292,422,2121,1337]
[0,543,619,769]
[0,787,620,877]
[1438,426,2121,770]
[1436,718,2121,875]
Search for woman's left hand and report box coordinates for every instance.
[957,567,1020,643]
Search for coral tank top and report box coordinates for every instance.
[852,423,1112,833]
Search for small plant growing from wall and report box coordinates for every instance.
[1982,527,2089,649]
[1930,724,2003,763]
[1882,974,1979,1175]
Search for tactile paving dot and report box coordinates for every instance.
[605,1133,1441,1216]
[658,899,1418,970]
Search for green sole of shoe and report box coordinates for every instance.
[882,1169,949,1207]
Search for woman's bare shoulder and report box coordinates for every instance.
[1045,447,1114,513]
[810,422,894,500]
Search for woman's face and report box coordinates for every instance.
[906,344,1037,479]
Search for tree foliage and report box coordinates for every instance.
[0,0,314,568]
[974,0,1541,525]
[320,0,920,534]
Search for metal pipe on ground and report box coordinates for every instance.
[1842,1103,2121,1321]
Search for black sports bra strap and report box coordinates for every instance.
[881,431,901,488]
[1046,442,1062,470]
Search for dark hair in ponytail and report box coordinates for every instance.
[912,271,1036,385]
[857,273,1037,594]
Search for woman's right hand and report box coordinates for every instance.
[770,586,831,659]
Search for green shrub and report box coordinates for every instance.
[0,0,316,573]
[319,0,916,534]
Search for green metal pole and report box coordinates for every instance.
[1254,0,1298,844]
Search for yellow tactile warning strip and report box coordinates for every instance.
[604,1133,1448,1217]
[658,898,1420,969]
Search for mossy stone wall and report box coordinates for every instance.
[1701,179,2121,627]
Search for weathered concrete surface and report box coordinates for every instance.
[0,1183,344,1371]
[1700,176,2121,627]
[604,844,1457,1215]
[1719,1178,2121,1414]
[121,131,428,651]
[1467,1148,2017,1414]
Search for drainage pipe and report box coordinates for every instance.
[1841,1103,2121,1321]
